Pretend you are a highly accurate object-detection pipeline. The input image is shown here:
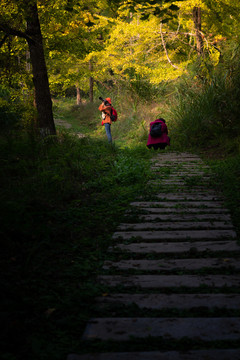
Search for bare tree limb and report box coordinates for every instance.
[156,31,197,37]
[158,29,221,56]
[160,22,179,69]
[177,37,197,50]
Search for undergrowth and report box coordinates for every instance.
[0,130,151,360]
[207,155,240,235]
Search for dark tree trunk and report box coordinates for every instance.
[26,2,56,135]
[89,60,94,103]
[193,7,204,56]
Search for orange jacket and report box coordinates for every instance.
[99,103,112,125]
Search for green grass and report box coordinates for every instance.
[53,98,100,134]
[0,126,152,360]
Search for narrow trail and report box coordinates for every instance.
[68,152,240,360]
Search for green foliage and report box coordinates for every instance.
[0,85,36,133]
[0,95,19,132]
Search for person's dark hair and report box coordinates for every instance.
[157,118,166,123]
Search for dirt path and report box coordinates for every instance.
[68,152,240,360]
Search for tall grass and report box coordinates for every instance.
[166,49,240,153]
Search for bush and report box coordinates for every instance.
[166,44,240,152]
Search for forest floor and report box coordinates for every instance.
[68,151,240,360]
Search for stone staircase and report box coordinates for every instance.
[68,152,240,360]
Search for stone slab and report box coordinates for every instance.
[139,214,231,221]
[103,257,240,271]
[117,222,233,231]
[148,186,213,192]
[152,155,204,158]
[160,181,194,185]
[112,229,237,241]
[151,172,209,177]
[130,201,224,208]
[155,162,204,166]
[148,181,209,188]
[96,293,240,310]
[82,317,240,341]
[155,194,220,200]
[152,163,209,168]
[155,158,203,162]
[138,207,229,214]
[154,172,207,176]
[98,274,240,288]
[108,240,240,254]
[152,161,202,163]
[67,350,240,360]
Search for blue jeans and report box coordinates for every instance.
[104,123,112,143]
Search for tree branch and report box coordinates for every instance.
[0,23,33,43]
[160,22,178,69]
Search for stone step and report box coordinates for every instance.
[67,349,240,360]
[108,240,240,254]
[136,207,229,214]
[158,154,202,158]
[112,229,237,241]
[103,257,240,271]
[98,274,240,289]
[156,158,203,162]
[152,153,201,158]
[152,153,200,157]
[151,170,210,175]
[155,163,204,167]
[82,317,240,341]
[96,293,240,310]
[152,163,209,167]
[155,194,221,200]
[138,214,231,221]
[117,222,233,231]
[148,181,211,187]
[156,160,203,163]
[130,201,225,208]
[153,174,211,179]
[149,185,213,191]
[160,181,208,185]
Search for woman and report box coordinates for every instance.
[146,118,170,150]
[98,97,113,143]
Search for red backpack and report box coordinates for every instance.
[110,107,118,122]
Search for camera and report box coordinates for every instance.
[99,97,110,106]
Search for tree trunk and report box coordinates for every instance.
[76,85,82,105]
[89,60,94,103]
[26,2,56,135]
[193,7,203,56]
